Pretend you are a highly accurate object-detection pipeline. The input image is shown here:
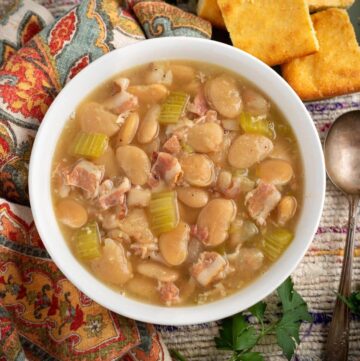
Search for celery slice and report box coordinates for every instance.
[75,222,101,260]
[72,131,108,159]
[159,92,189,124]
[239,112,275,139]
[181,142,194,154]
[263,228,293,261]
[149,191,179,235]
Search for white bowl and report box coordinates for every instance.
[29,37,325,325]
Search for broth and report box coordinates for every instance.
[51,60,303,306]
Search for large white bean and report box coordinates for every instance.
[126,275,159,301]
[115,112,139,146]
[197,198,237,246]
[56,199,88,228]
[94,146,119,178]
[180,154,215,187]
[277,196,297,226]
[170,64,196,85]
[91,239,133,286]
[136,262,179,282]
[187,123,223,153]
[137,105,160,144]
[78,102,119,136]
[205,75,242,118]
[256,159,294,185]
[228,133,273,169]
[128,84,169,103]
[242,88,270,117]
[159,222,190,265]
[176,187,209,208]
[116,145,150,185]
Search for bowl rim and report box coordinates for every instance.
[29,37,326,326]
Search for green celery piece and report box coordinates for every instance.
[239,112,274,139]
[263,228,294,261]
[149,191,179,235]
[159,91,189,124]
[72,131,108,159]
[75,222,101,260]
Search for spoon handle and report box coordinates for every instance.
[324,196,359,361]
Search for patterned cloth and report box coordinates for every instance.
[0,1,210,360]
[1,1,360,361]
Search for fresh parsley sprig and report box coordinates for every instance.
[338,291,360,316]
[170,277,312,361]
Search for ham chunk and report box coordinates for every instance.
[191,251,227,287]
[150,152,183,187]
[98,177,131,210]
[245,182,281,226]
[158,281,180,306]
[162,135,181,154]
[103,78,138,115]
[188,89,208,116]
[119,209,155,244]
[190,225,209,244]
[65,160,104,199]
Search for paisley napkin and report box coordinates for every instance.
[0,1,211,360]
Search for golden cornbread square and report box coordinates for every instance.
[197,0,225,28]
[282,9,360,101]
[217,0,319,66]
[307,0,354,12]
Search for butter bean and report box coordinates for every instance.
[116,145,150,185]
[177,187,209,208]
[159,222,190,266]
[56,199,88,228]
[197,199,237,246]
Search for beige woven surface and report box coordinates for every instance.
[1,1,360,360]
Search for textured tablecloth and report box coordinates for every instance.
[1,1,360,360]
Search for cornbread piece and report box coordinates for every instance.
[307,0,354,12]
[217,0,319,66]
[282,9,360,101]
[197,0,225,28]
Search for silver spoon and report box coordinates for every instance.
[324,110,360,361]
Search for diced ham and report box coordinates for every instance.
[130,242,158,259]
[119,209,155,244]
[158,281,180,306]
[245,182,281,226]
[187,89,208,116]
[192,110,220,127]
[191,251,227,287]
[64,160,104,199]
[150,152,183,187]
[103,80,138,114]
[165,119,194,140]
[162,135,181,154]
[98,177,131,210]
[190,225,209,244]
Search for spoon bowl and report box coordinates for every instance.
[325,110,360,195]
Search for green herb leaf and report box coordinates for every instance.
[249,301,267,323]
[232,314,249,348]
[239,352,264,361]
[338,291,360,316]
[215,317,234,350]
[170,349,188,361]
[234,326,258,351]
[275,277,312,360]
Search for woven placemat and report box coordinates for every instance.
[1,1,360,360]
